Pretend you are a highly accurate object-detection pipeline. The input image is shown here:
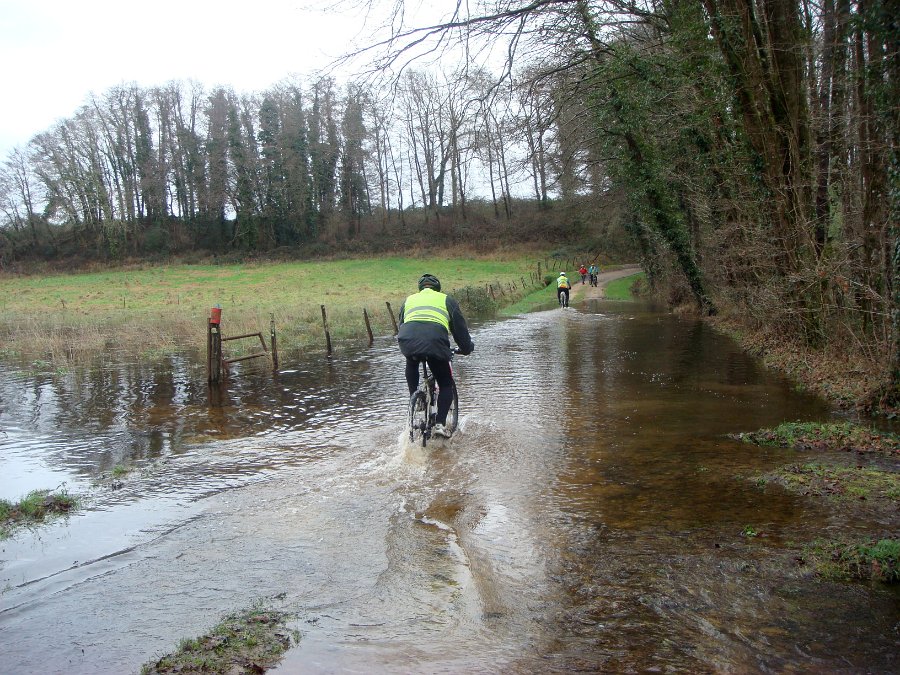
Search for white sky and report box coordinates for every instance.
[0,0,368,158]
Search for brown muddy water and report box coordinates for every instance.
[1,300,897,674]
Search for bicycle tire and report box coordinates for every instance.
[444,383,459,433]
[408,390,427,444]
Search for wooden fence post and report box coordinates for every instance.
[363,308,374,345]
[489,285,495,299]
[207,319,222,383]
[270,315,279,371]
[321,305,333,357]
[386,301,398,334]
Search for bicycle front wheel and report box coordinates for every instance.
[408,390,428,444]
[444,383,459,433]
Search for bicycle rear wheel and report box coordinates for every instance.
[408,390,427,444]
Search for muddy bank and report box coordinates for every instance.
[708,316,890,415]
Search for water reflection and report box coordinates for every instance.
[0,301,897,674]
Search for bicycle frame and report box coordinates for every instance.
[409,352,458,446]
[419,357,453,430]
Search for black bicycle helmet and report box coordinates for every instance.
[418,274,441,291]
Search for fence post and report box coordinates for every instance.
[207,319,222,383]
[489,285,495,299]
[363,308,374,345]
[386,301,399,335]
[321,304,333,357]
[537,261,542,278]
[270,314,279,371]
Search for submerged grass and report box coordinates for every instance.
[141,599,299,674]
[0,255,549,364]
[0,488,78,539]
[735,421,900,456]
[754,462,900,502]
[738,419,899,584]
[741,421,899,509]
[800,538,899,583]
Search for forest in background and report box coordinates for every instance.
[0,0,896,408]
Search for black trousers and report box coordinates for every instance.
[405,357,454,424]
[557,288,569,306]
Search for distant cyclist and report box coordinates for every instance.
[557,272,571,308]
[398,274,474,438]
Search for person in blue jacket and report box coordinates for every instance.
[398,274,474,437]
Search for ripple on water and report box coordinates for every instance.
[1,305,896,673]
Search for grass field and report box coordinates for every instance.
[603,272,645,300]
[0,255,559,363]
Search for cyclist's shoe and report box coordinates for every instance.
[432,423,452,438]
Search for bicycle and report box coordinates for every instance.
[590,273,598,287]
[558,289,570,308]
[408,350,460,447]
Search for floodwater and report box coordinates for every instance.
[0,300,897,674]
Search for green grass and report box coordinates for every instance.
[736,421,899,455]
[499,266,645,316]
[1,488,78,539]
[0,255,551,362]
[604,272,645,300]
[499,278,559,315]
[754,463,900,503]
[800,538,899,582]
[142,600,299,674]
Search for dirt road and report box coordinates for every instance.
[567,265,642,302]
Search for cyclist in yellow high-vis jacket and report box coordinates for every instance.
[399,274,474,438]
[557,272,571,308]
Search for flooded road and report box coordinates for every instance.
[1,300,897,673]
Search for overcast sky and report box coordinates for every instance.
[0,0,369,158]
